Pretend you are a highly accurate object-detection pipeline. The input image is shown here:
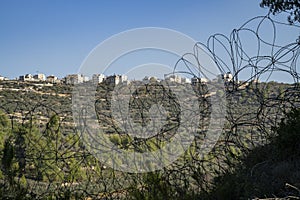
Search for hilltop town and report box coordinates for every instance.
[0,72,238,86]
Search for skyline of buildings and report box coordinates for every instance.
[0,72,235,86]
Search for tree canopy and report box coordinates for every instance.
[260,0,300,24]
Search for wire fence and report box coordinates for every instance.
[0,14,299,199]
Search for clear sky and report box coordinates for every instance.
[0,0,297,82]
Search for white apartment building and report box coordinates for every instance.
[164,74,182,83]
[65,74,88,84]
[33,73,46,81]
[46,75,59,83]
[164,74,193,84]
[142,76,158,84]
[19,74,34,81]
[191,77,208,85]
[106,74,128,85]
[19,73,46,82]
[181,77,191,84]
[0,75,8,81]
[222,72,233,83]
[92,74,106,83]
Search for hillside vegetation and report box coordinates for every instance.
[0,80,299,199]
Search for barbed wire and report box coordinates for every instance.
[173,13,300,198]
[0,13,299,199]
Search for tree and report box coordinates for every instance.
[260,0,300,24]
[203,108,300,199]
[0,110,10,155]
[15,126,27,177]
[0,111,9,128]
[1,137,15,185]
[272,108,300,156]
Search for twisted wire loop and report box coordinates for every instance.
[0,13,299,199]
[173,13,300,194]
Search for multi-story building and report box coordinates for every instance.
[92,74,105,84]
[214,72,233,83]
[19,73,47,82]
[181,77,191,84]
[65,74,87,84]
[19,74,34,81]
[191,77,208,85]
[0,75,8,81]
[164,74,182,83]
[46,75,59,83]
[142,76,158,84]
[222,72,233,83]
[33,73,46,81]
[106,74,127,85]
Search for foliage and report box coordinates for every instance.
[203,108,300,199]
[260,0,300,24]
[272,108,300,157]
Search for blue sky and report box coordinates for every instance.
[0,0,297,81]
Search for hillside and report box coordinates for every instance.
[0,80,299,199]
